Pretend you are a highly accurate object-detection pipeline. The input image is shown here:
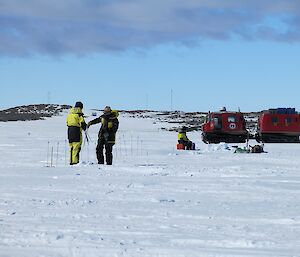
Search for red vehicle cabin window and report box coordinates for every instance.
[271,117,278,126]
[213,116,222,129]
[228,116,236,123]
[285,117,292,126]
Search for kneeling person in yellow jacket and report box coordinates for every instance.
[66,102,87,165]
[178,126,194,150]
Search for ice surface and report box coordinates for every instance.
[0,113,300,257]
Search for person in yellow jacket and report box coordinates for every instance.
[87,106,119,165]
[66,102,87,165]
[178,126,194,150]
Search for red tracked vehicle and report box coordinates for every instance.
[202,108,248,144]
[255,108,300,143]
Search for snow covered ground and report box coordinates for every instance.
[1,111,300,257]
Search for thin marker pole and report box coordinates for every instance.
[146,93,149,110]
[137,135,139,156]
[56,142,59,167]
[123,134,128,156]
[46,141,50,167]
[171,89,173,112]
[87,142,90,163]
[130,134,133,156]
[50,146,54,168]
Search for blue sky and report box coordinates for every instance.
[1,1,300,112]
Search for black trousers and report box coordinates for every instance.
[96,139,114,165]
[178,140,193,150]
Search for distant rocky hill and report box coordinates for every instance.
[121,110,260,133]
[1,106,260,136]
[0,104,71,122]
[120,110,206,131]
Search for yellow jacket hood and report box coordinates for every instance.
[70,107,83,115]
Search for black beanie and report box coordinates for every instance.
[75,101,83,109]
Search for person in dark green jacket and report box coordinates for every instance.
[88,106,119,165]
